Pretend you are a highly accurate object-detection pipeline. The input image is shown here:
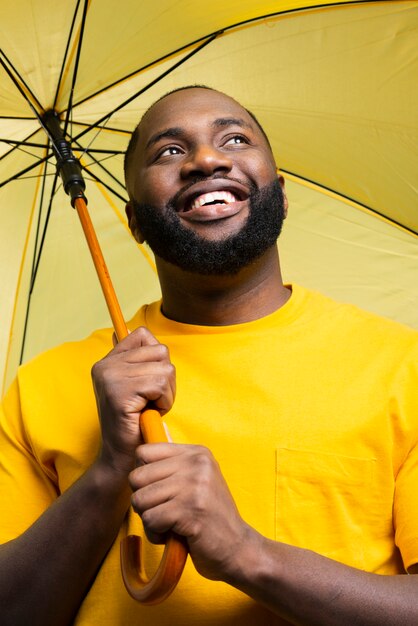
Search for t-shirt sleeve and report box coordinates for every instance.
[393,343,418,571]
[0,379,58,543]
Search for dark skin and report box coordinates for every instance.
[124,89,418,623]
[0,88,416,626]
[125,87,291,325]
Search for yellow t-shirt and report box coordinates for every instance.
[1,284,418,625]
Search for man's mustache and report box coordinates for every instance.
[168,174,256,211]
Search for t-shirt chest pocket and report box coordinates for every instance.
[275,448,377,569]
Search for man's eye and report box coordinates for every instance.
[224,135,249,146]
[158,146,183,158]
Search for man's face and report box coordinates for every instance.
[126,88,287,274]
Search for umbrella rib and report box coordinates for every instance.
[282,169,418,238]
[0,153,52,188]
[81,165,128,203]
[72,32,221,144]
[29,170,60,296]
[0,49,44,112]
[85,148,125,155]
[1,139,50,149]
[30,159,50,283]
[53,0,83,110]
[0,115,35,120]
[74,140,126,192]
[71,37,222,110]
[71,0,375,111]
[63,0,90,136]
[74,122,131,135]
[1,139,124,156]
[19,158,52,364]
[0,51,67,159]
[1,141,45,161]
[83,153,122,165]
[0,128,44,163]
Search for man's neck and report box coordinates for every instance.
[155,247,290,326]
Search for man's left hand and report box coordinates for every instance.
[129,443,252,582]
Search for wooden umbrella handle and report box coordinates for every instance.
[73,197,188,604]
[120,408,188,604]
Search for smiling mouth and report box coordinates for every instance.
[179,190,239,213]
[177,191,247,223]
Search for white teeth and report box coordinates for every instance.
[190,190,237,210]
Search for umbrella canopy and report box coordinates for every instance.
[1,0,417,395]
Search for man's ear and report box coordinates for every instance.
[277,171,288,218]
[125,202,145,243]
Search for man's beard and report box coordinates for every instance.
[132,178,285,276]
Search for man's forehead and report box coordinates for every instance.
[139,88,252,143]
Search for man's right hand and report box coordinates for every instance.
[91,326,176,475]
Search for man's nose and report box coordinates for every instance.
[180,145,233,178]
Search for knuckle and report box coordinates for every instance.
[166,363,176,378]
[91,360,115,391]
[157,343,170,360]
[131,326,148,344]
[91,360,103,379]
[135,448,147,466]
[141,509,154,529]
[191,447,214,473]
[131,492,141,512]
[195,445,212,460]
[99,367,117,390]
[155,375,169,393]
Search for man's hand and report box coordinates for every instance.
[91,327,176,475]
[129,443,252,581]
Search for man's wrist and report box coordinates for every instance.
[222,525,277,590]
[96,444,136,478]
[91,452,133,498]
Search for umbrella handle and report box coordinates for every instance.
[73,197,188,603]
[120,408,188,604]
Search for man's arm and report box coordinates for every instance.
[0,327,175,626]
[130,442,418,626]
[233,530,418,625]
[0,459,131,626]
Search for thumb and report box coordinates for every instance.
[112,329,130,347]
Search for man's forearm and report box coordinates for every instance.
[0,459,131,626]
[228,529,418,626]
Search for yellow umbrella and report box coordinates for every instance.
[1,0,417,403]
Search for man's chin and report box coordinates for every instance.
[133,179,285,276]
[176,206,251,243]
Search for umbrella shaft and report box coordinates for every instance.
[74,197,128,341]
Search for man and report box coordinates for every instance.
[1,86,417,626]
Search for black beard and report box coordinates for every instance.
[132,178,285,276]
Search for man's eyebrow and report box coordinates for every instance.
[146,127,183,149]
[211,117,253,130]
[145,118,253,150]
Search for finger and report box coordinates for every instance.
[114,344,172,366]
[131,475,176,513]
[135,442,190,465]
[143,528,168,545]
[140,369,175,414]
[130,452,182,489]
[109,374,174,416]
[111,326,160,354]
[112,359,174,380]
[140,501,180,537]
[112,329,131,347]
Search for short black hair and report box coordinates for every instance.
[123,85,272,185]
